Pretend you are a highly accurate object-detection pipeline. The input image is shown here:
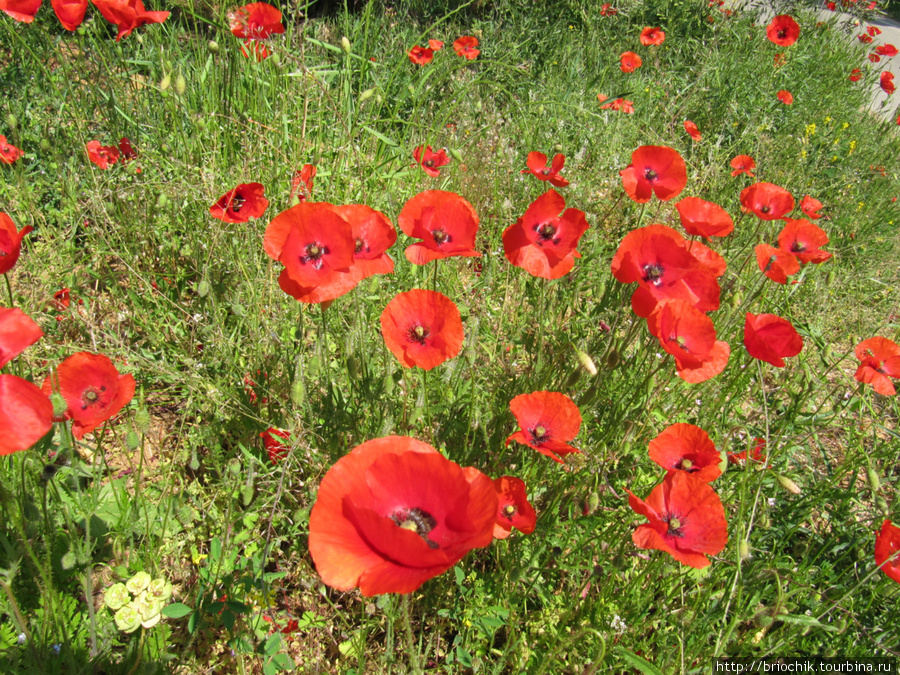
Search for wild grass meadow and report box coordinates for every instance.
[1,0,899,672]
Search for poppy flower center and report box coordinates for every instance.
[502,504,517,520]
[407,324,430,345]
[759,205,770,214]
[540,168,551,176]
[81,386,106,409]
[642,263,665,285]
[667,516,684,536]
[644,168,658,181]
[423,159,435,168]
[777,28,787,38]
[230,195,246,212]
[304,243,327,263]
[790,241,806,252]
[536,222,557,241]
[390,507,439,549]
[431,229,450,245]
[680,458,694,470]
[354,237,366,254]
[530,425,549,445]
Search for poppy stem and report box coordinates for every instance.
[534,278,547,378]
[400,593,424,675]
[3,273,13,308]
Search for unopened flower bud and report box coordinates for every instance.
[6,114,16,130]
[347,353,359,379]
[877,495,889,514]
[341,36,351,53]
[269,52,281,66]
[739,540,752,560]
[450,148,463,162]
[159,74,171,91]
[175,74,186,95]
[208,40,219,53]
[606,348,621,370]
[40,138,51,151]
[754,611,774,628]
[776,475,802,495]
[359,88,375,102]
[125,430,141,451]
[867,466,881,492]
[134,406,151,433]
[241,484,254,506]
[573,345,598,376]
[50,392,68,419]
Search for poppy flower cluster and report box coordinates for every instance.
[1,0,168,38]
[228,2,284,60]
[753,216,831,284]
[628,423,728,568]
[0,136,24,164]
[854,336,900,395]
[308,436,497,596]
[408,39,444,65]
[453,36,480,60]
[502,189,589,279]
[506,391,582,464]
[86,138,138,171]
[264,201,396,304]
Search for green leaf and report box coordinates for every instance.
[775,614,838,631]
[614,646,666,675]
[162,603,193,619]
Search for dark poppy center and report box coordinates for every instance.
[502,504,517,520]
[391,507,439,549]
[81,386,106,410]
[230,195,246,212]
[536,222,557,241]
[407,324,430,345]
[541,168,551,176]
[530,425,549,445]
[643,263,665,284]
[667,516,684,536]
[790,241,806,252]
[432,229,450,245]
[759,205,770,214]
[777,28,787,38]
[423,159,435,168]
[644,168,658,181]
[354,237,365,254]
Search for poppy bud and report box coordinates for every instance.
[227,458,242,476]
[190,448,199,471]
[125,430,140,451]
[241,484,254,507]
[407,84,416,96]
[197,279,210,298]
[291,374,305,407]
[159,74,171,92]
[645,375,656,399]
[375,94,383,105]
[156,193,169,209]
[49,392,68,419]
[341,36,351,54]
[822,344,832,361]
[450,148,463,162]
[40,138,50,151]
[877,496,889,514]
[866,466,880,492]
[134,407,150,433]
[754,611,774,628]
[825,268,836,286]
[270,52,281,66]
[359,88,375,103]
[739,539,751,560]
[175,74,186,95]
[731,292,743,309]
[384,369,395,395]
[208,40,219,53]
[6,114,16,130]
[61,550,77,571]
[553,144,564,153]
[574,346,598,376]
[563,367,581,389]
[585,492,600,515]
[347,353,359,379]
[776,474,802,494]
[606,347,621,369]
[759,512,771,528]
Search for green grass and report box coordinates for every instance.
[0,0,899,672]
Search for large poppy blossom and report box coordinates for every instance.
[0,308,43,368]
[492,476,537,539]
[87,141,119,169]
[520,152,569,188]
[648,423,723,483]
[610,224,721,317]
[675,197,734,238]
[730,155,756,177]
[413,145,450,178]
[90,0,169,41]
[740,182,795,220]
[881,72,896,95]
[380,289,463,370]
[0,136,24,164]
[42,352,136,439]
[227,2,284,39]
[647,299,730,383]
[336,204,396,282]
[639,27,665,45]
[51,0,86,29]
[506,391,582,464]
[398,190,480,265]
[744,313,803,367]
[627,471,728,568]
[755,243,800,284]
[264,202,358,304]
[0,375,53,455]
[502,189,589,280]
[854,336,900,396]
[308,436,497,596]
[875,520,900,584]
[0,212,33,275]
[453,36,480,60]
[620,51,642,73]
[0,0,40,22]
[777,219,831,264]
[210,183,269,223]
[620,145,688,203]
[766,15,800,47]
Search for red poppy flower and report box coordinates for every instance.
[648,423,723,483]
[117,137,137,163]
[687,241,727,277]
[413,145,450,178]
[777,90,793,105]
[868,25,882,36]
[600,3,617,15]
[619,51,642,73]
[730,155,756,177]
[766,15,800,46]
[599,96,635,113]
[506,391,582,464]
[0,375,53,455]
[675,197,733,238]
[859,33,874,44]
[398,190,480,265]
[850,68,863,82]
[86,141,119,169]
[227,2,284,39]
[875,520,900,584]
[520,152,569,188]
[336,204,396,281]
[777,218,831,264]
[620,145,688,203]
[380,289,463,370]
[755,243,800,284]
[869,53,882,63]
[611,224,721,317]
[492,476,537,539]
[261,427,290,464]
[42,352,136,439]
[0,212,33,275]
[880,71,896,94]
[308,436,496,596]
[683,120,701,141]
[210,183,269,223]
[264,202,358,304]
[647,299,730,383]
[639,26,665,45]
[728,437,769,467]
[290,164,316,204]
[0,0,40,22]
[0,136,23,165]
[627,471,728,568]
[799,194,823,219]
[743,313,803,367]
[90,0,169,41]
[876,43,898,56]
[240,39,270,60]
[502,189,589,280]
[0,308,42,368]
[453,36,480,60]
[740,182,795,220]
[53,288,72,310]
[408,45,436,65]
[51,0,86,29]
[854,336,900,396]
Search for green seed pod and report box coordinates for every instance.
[341,36,351,54]
[269,52,281,66]
[227,458,242,476]
[739,540,751,560]
[197,279,210,298]
[159,74,171,91]
[867,466,881,492]
[175,74,186,95]
[208,40,219,53]
[134,407,151,433]
[776,475,802,495]
[125,431,141,451]
[359,88,375,103]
